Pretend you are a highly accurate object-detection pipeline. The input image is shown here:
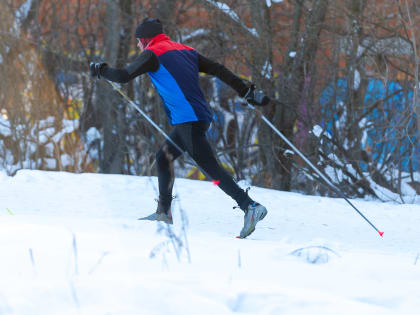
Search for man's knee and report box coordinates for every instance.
[156,149,168,166]
[193,152,218,170]
[157,145,176,166]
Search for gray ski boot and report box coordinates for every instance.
[138,211,173,224]
[138,197,173,224]
[238,202,267,239]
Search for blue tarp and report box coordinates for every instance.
[320,78,419,171]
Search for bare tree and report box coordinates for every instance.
[1,0,418,199]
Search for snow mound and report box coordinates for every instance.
[0,295,11,314]
[289,246,341,264]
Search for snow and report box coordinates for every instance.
[205,0,259,38]
[354,69,361,90]
[86,127,101,145]
[51,120,79,143]
[180,29,209,42]
[0,116,11,137]
[261,60,272,79]
[283,149,294,156]
[206,0,240,21]
[15,0,33,20]
[359,117,371,147]
[311,125,323,137]
[13,0,33,34]
[0,170,419,314]
[266,0,284,6]
[357,45,365,57]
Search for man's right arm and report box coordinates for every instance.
[100,50,159,83]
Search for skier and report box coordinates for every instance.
[89,18,270,238]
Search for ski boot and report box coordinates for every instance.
[138,197,173,224]
[238,202,267,239]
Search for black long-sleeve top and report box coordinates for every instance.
[101,50,249,97]
[100,33,250,124]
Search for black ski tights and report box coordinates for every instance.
[155,121,252,211]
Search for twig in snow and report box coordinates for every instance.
[29,248,36,275]
[156,223,183,262]
[173,185,192,263]
[88,251,109,275]
[72,233,79,275]
[69,281,80,310]
[150,184,192,265]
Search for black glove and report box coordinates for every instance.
[89,62,107,79]
[243,85,270,106]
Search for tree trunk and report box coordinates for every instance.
[97,0,124,174]
[259,0,329,190]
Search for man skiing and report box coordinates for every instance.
[89,18,269,238]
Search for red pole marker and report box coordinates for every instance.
[378,231,384,237]
[212,180,220,186]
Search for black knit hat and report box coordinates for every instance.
[135,18,163,39]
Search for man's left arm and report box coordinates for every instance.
[197,53,270,106]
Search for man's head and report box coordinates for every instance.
[135,18,163,50]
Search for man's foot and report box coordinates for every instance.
[138,196,174,224]
[138,211,173,224]
[238,202,267,239]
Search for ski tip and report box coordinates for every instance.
[236,236,241,239]
[212,180,220,186]
[378,231,384,237]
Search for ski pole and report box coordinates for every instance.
[105,80,216,183]
[247,104,384,237]
[107,80,184,154]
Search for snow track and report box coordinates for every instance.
[0,170,419,314]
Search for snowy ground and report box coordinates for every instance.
[0,170,419,315]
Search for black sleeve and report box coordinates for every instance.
[100,50,159,83]
[197,53,249,97]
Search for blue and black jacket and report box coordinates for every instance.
[101,33,249,125]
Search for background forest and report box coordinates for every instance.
[0,0,419,202]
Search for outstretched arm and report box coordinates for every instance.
[197,53,249,97]
[198,53,270,106]
[92,50,159,83]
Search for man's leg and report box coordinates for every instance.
[177,122,253,210]
[155,127,184,213]
[180,121,268,238]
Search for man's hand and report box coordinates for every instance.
[244,85,270,106]
[89,62,107,79]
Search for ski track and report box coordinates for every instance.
[0,170,419,315]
